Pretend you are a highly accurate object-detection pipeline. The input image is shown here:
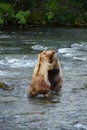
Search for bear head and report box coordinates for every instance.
[38,50,55,63]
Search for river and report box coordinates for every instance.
[0,28,87,130]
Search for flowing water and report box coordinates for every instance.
[0,28,87,130]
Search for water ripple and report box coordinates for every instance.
[74,123,87,130]
[0,35,11,39]
[0,47,21,51]
[31,45,48,51]
[73,57,87,61]
[58,42,87,61]
[71,42,87,50]
[0,56,36,68]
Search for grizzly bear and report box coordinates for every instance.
[27,50,55,98]
[48,55,63,92]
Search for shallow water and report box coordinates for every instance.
[0,28,87,130]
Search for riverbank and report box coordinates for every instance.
[0,1,87,31]
[1,23,87,31]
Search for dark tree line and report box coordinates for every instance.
[0,0,87,27]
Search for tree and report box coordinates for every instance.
[0,0,87,27]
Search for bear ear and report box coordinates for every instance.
[52,50,55,54]
[43,50,46,53]
[52,51,55,54]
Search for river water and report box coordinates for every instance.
[0,28,87,130]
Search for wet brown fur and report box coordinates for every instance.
[28,50,55,98]
[48,56,63,92]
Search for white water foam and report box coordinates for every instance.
[0,35,11,39]
[73,57,87,61]
[31,45,48,51]
[58,48,76,54]
[11,59,36,68]
[71,43,84,49]
[58,42,87,61]
[58,48,77,58]
[63,53,74,58]
[0,70,8,76]
[74,123,87,130]
[71,42,87,50]
[0,56,36,68]
[0,70,20,77]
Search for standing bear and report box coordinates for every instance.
[48,54,63,92]
[27,50,55,98]
[42,50,63,92]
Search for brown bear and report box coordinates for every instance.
[48,54,63,92]
[27,50,55,98]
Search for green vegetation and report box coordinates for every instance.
[15,10,30,25]
[0,0,87,27]
[0,3,14,25]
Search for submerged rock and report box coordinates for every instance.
[0,82,14,91]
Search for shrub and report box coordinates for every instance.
[0,2,14,25]
[15,10,30,25]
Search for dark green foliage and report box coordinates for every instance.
[44,0,58,20]
[0,0,87,27]
[15,10,30,25]
[0,3,14,25]
[55,0,87,25]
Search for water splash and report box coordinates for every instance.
[0,56,36,68]
[74,123,87,130]
[31,45,48,51]
[73,57,87,61]
[71,42,87,50]
[58,42,87,61]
